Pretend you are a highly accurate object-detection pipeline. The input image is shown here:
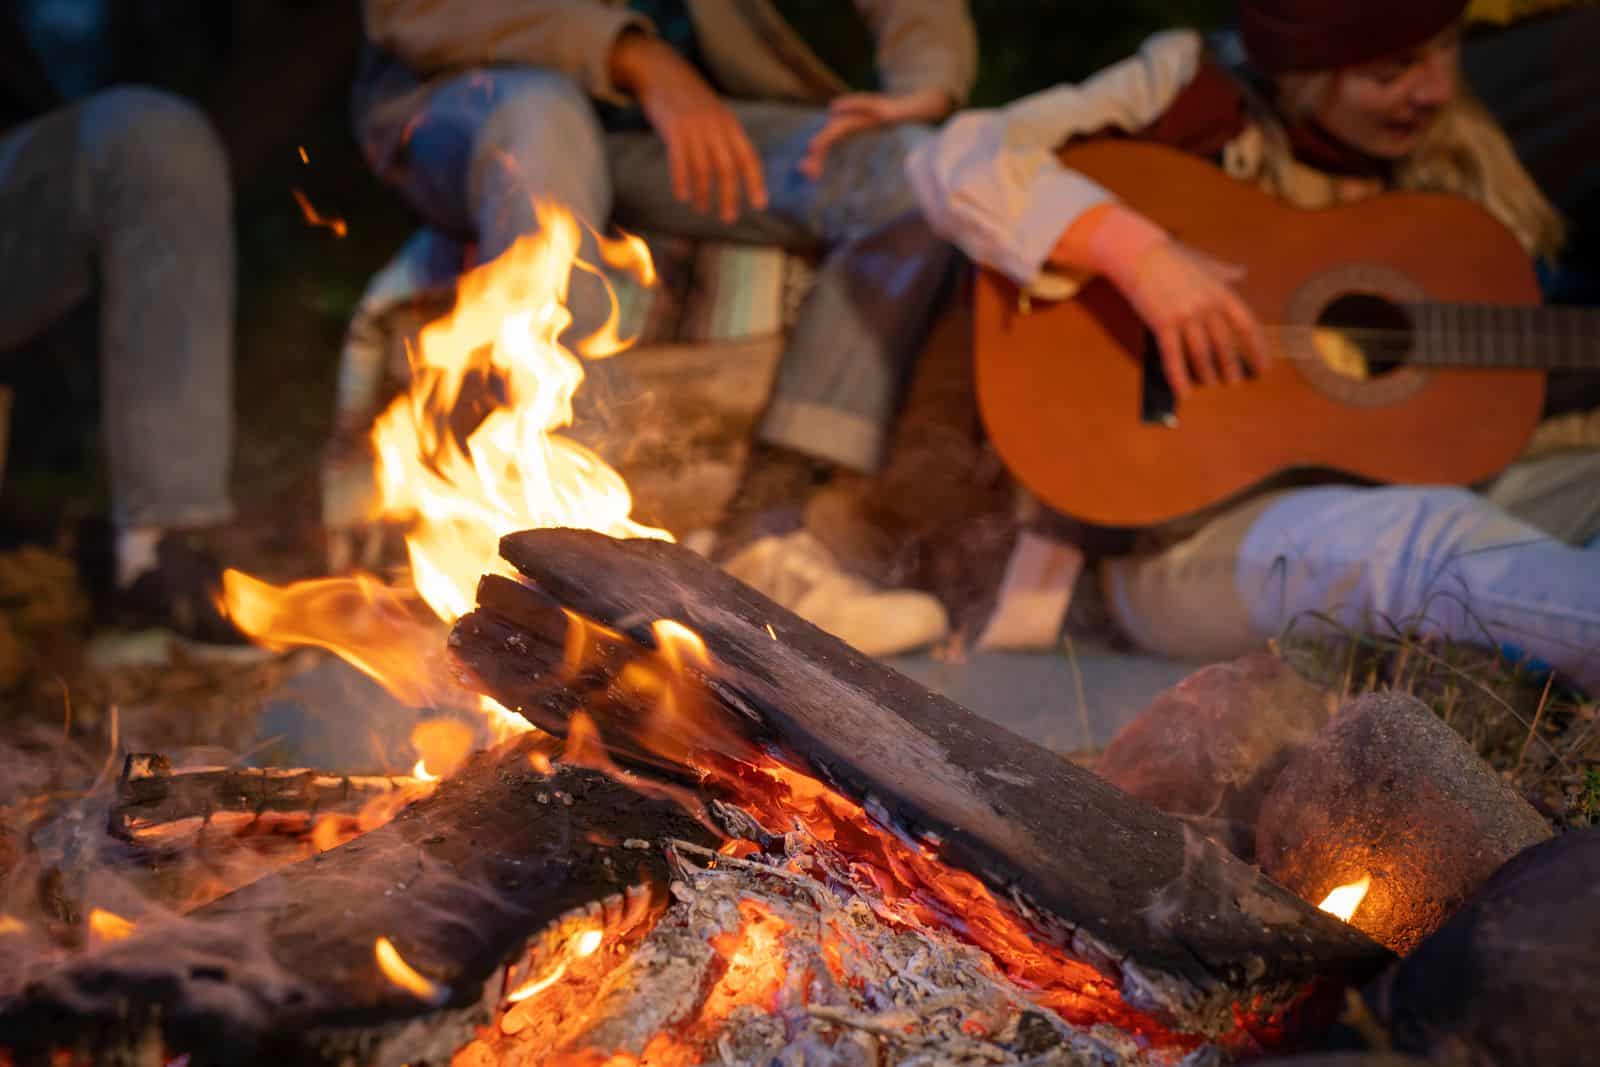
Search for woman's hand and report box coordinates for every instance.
[610,33,768,223]
[799,88,953,180]
[1119,241,1271,398]
[1054,203,1270,399]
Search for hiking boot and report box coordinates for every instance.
[116,531,248,645]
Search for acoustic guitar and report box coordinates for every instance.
[974,140,1597,528]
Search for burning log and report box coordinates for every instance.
[110,754,424,838]
[0,733,717,1066]
[450,529,1394,1040]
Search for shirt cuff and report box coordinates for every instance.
[1002,167,1115,290]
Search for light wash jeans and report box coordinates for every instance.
[1105,451,1600,693]
[0,86,234,528]
[356,67,957,473]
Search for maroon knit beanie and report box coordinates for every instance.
[1239,0,1468,74]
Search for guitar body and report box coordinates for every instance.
[974,140,1547,528]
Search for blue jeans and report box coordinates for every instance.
[0,87,234,528]
[1106,451,1600,693]
[357,67,957,472]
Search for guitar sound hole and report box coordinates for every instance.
[1314,293,1414,379]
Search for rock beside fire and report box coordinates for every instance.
[1366,829,1600,1067]
[1096,653,1333,860]
[1257,691,1551,954]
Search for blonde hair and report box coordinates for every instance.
[1260,68,1566,259]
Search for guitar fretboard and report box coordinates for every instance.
[1408,303,1600,370]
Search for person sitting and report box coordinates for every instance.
[907,0,1600,692]
[0,12,239,642]
[354,0,973,479]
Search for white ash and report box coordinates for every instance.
[478,833,1218,1067]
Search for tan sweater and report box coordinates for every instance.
[362,0,977,107]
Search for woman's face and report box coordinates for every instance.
[1315,25,1462,159]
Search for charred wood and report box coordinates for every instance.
[0,734,717,1067]
[111,754,422,838]
[450,529,1394,1038]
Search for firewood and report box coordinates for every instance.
[449,529,1395,1039]
[111,753,422,837]
[0,733,718,1067]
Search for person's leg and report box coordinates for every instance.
[607,103,959,472]
[85,88,235,540]
[1106,485,1600,692]
[369,68,615,329]
[0,87,235,573]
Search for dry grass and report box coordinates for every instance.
[1276,615,1599,830]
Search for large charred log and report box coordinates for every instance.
[449,529,1393,1038]
[0,733,717,1067]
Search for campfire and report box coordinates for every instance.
[0,204,1391,1066]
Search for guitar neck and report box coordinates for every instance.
[1408,303,1600,370]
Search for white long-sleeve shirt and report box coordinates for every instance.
[906,31,1207,289]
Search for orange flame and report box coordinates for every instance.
[376,936,450,1005]
[411,718,475,780]
[1318,875,1371,923]
[506,925,605,1003]
[220,571,448,707]
[0,915,24,936]
[88,908,135,944]
[221,203,668,750]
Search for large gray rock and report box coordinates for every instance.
[1096,653,1333,860]
[1367,829,1600,1067]
[1257,691,1551,954]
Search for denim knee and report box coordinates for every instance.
[467,71,609,224]
[815,121,933,232]
[78,86,231,204]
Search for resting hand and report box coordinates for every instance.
[799,88,952,180]
[1058,205,1270,398]
[610,33,768,223]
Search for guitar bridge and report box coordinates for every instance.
[1141,333,1178,427]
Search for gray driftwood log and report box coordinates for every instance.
[449,529,1394,1040]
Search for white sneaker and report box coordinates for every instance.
[721,530,949,657]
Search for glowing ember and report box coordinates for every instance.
[1318,875,1372,923]
[574,928,604,957]
[701,900,789,1023]
[375,936,450,1005]
[0,915,25,936]
[87,908,135,944]
[506,925,605,1004]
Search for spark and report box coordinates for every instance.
[291,188,348,238]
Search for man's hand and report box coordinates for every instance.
[1120,241,1271,399]
[609,32,767,223]
[798,88,952,180]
